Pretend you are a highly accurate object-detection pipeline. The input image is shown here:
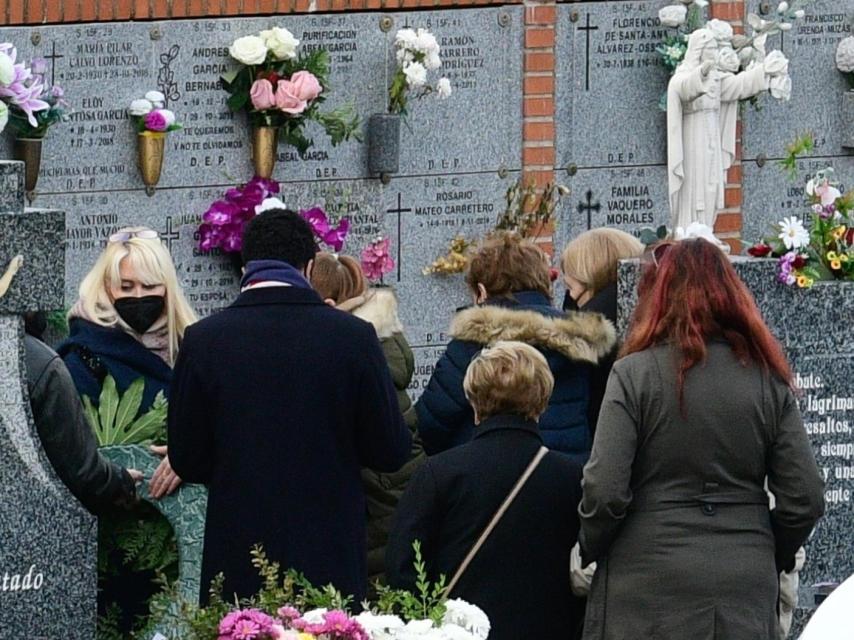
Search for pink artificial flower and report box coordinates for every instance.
[144,109,169,132]
[289,70,322,102]
[815,182,842,207]
[360,237,395,281]
[275,80,307,115]
[250,79,277,111]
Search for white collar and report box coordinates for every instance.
[240,281,293,293]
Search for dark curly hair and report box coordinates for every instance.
[241,208,317,269]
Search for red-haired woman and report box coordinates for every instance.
[578,239,824,640]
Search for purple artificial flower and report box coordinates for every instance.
[30,57,46,75]
[198,223,222,252]
[144,109,169,132]
[301,207,332,235]
[222,222,246,253]
[50,85,64,98]
[776,252,797,286]
[822,204,837,220]
[322,218,350,252]
[299,207,351,251]
[218,608,274,640]
[203,199,241,226]
[0,61,49,127]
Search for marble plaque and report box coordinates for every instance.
[0,7,521,193]
[556,1,672,171]
[741,155,853,246]
[743,0,854,161]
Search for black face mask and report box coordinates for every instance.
[113,295,165,334]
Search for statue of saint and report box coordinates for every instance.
[667,28,772,230]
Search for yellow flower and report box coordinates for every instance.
[796,275,814,288]
[832,226,847,240]
[842,254,851,263]
[831,259,842,270]
[827,251,839,261]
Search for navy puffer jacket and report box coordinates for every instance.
[414,291,616,465]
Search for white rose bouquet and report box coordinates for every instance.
[387,28,452,116]
[222,26,360,155]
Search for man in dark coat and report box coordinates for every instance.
[168,209,411,605]
[388,341,583,639]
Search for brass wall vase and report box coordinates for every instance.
[138,131,166,192]
[12,137,43,197]
[252,126,279,179]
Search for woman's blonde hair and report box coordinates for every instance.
[310,252,367,304]
[75,227,197,364]
[561,228,644,296]
[465,231,552,300]
[464,340,554,422]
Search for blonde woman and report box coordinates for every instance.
[561,228,645,320]
[58,227,197,499]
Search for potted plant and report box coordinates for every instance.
[222,27,361,179]
[128,90,182,193]
[370,27,452,177]
[0,44,70,197]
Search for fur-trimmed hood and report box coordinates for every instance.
[450,304,616,364]
[352,288,404,339]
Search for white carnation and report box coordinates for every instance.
[260,27,299,61]
[769,73,792,101]
[415,28,439,55]
[837,36,854,73]
[256,197,287,215]
[159,109,176,126]
[779,22,793,31]
[794,9,805,18]
[441,599,490,640]
[440,624,478,640]
[0,51,14,85]
[436,77,452,99]
[145,90,165,104]
[658,5,687,28]
[716,47,740,73]
[229,35,268,65]
[395,28,418,50]
[425,50,442,71]
[403,61,427,88]
[354,612,405,640]
[300,608,327,625]
[129,98,154,116]
[777,1,789,12]
[706,19,734,45]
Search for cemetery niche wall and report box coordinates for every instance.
[555,0,673,248]
[0,5,524,396]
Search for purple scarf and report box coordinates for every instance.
[240,260,313,290]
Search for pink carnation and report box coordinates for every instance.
[144,109,168,131]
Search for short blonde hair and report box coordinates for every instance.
[561,228,644,296]
[463,341,554,422]
[466,231,552,300]
[75,227,197,365]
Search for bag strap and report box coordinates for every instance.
[444,445,549,599]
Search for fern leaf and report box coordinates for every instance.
[114,377,145,432]
[98,375,120,445]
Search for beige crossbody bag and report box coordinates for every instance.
[444,446,549,598]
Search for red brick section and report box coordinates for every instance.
[710,0,746,253]
[0,0,522,22]
[522,1,556,253]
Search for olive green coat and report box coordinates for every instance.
[354,290,425,584]
[580,341,824,640]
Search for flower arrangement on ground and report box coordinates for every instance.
[155,543,490,640]
[748,167,854,288]
[655,1,810,109]
[223,26,360,156]
[387,28,451,116]
[361,237,395,284]
[423,181,568,275]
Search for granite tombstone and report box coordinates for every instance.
[0,161,97,638]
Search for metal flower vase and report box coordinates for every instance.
[844,92,854,149]
[137,131,166,192]
[252,126,279,179]
[12,137,43,197]
[368,113,401,177]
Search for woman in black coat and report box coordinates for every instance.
[388,341,583,639]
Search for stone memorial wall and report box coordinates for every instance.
[554,0,672,246]
[0,6,523,394]
[742,0,854,243]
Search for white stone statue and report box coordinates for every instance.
[667,27,786,230]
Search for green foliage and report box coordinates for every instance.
[96,603,125,640]
[779,132,816,180]
[370,541,447,625]
[82,376,167,446]
[98,504,178,576]
[7,101,70,139]
[495,180,568,239]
